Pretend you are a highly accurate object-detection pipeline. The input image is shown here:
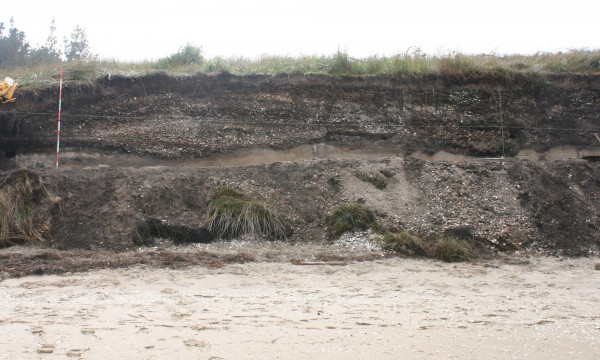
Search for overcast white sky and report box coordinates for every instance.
[3,0,600,61]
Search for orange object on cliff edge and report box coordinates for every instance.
[0,77,17,103]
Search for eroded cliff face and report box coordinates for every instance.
[2,73,599,160]
[34,158,600,254]
[1,74,599,254]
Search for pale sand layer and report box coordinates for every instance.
[1,256,599,359]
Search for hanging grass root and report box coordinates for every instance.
[0,170,60,247]
[203,187,291,240]
[380,231,476,263]
[328,202,379,239]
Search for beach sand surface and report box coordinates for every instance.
[1,256,599,359]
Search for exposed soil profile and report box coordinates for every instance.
[2,73,600,160]
[1,72,600,360]
[0,73,599,276]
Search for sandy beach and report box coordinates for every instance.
[1,254,599,359]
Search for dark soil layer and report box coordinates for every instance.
[1,73,600,159]
[1,73,599,261]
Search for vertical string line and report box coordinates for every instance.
[56,68,63,167]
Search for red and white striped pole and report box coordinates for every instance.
[56,68,63,167]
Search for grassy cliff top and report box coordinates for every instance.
[5,49,600,88]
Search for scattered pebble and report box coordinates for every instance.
[333,230,383,253]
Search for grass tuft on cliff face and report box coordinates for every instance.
[328,203,376,239]
[203,187,290,240]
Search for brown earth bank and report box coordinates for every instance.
[0,73,600,274]
[0,156,599,256]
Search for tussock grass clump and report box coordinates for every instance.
[357,172,388,190]
[328,203,376,238]
[380,231,430,257]
[328,50,358,75]
[0,171,57,246]
[380,231,476,263]
[203,187,290,240]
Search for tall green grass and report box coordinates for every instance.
[7,49,600,87]
[203,187,290,240]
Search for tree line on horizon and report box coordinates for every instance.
[2,15,599,82]
[0,17,92,68]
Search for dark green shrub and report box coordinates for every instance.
[156,44,203,69]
